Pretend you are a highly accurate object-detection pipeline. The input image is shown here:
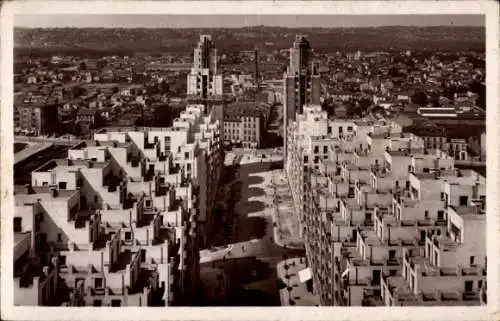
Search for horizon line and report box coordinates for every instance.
[14,24,484,29]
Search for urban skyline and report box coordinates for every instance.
[15,14,485,29]
[5,8,495,321]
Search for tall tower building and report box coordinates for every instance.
[187,35,223,98]
[283,35,321,157]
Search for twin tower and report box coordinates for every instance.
[186,34,321,147]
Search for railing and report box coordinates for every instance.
[386,258,400,266]
[14,233,31,260]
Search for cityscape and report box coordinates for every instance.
[10,14,488,309]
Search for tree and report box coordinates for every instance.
[358,98,372,111]
[469,81,486,108]
[159,81,169,94]
[134,117,145,127]
[411,91,428,107]
[346,101,362,116]
[428,94,440,107]
[72,86,86,99]
[388,67,400,77]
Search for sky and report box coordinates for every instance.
[15,14,484,29]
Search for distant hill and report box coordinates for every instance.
[14,26,485,56]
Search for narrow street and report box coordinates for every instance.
[200,152,304,306]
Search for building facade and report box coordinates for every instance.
[285,104,487,307]
[14,102,59,135]
[283,35,321,157]
[223,102,268,148]
[187,35,223,99]
[13,99,227,306]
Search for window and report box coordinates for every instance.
[184,152,189,159]
[470,256,475,265]
[186,163,191,171]
[13,217,22,232]
[59,255,66,266]
[93,300,102,307]
[323,146,328,153]
[478,280,483,289]
[424,210,429,219]
[145,200,151,207]
[464,280,473,292]
[59,182,67,190]
[111,300,121,307]
[440,192,445,200]
[437,210,444,220]
[347,126,353,131]
[125,231,132,240]
[459,196,469,206]
[94,278,103,288]
[42,182,48,186]
[314,146,319,154]
[57,233,62,242]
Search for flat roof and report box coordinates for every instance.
[15,189,79,205]
[449,205,486,219]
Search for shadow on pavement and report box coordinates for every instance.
[226,288,278,306]
[246,186,267,198]
[244,175,265,185]
[237,162,274,175]
[234,215,268,242]
[205,257,279,306]
[245,200,267,214]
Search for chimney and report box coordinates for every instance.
[472,182,479,199]
[50,187,58,198]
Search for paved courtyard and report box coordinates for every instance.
[199,151,305,305]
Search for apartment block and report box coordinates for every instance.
[187,35,223,98]
[285,104,487,307]
[223,102,267,148]
[283,35,321,158]
[14,102,59,135]
[13,100,224,306]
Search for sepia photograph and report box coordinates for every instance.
[1,1,498,321]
